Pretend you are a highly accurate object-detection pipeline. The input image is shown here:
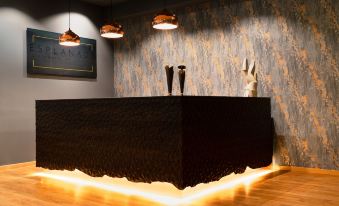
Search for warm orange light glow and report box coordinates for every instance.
[59,41,80,46]
[101,32,124,38]
[33,167,275,205]
[152,23,178,30]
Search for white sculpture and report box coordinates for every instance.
[241,58,257,97]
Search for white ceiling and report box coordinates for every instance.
[80,0,127,6]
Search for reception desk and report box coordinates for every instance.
[36,96,273,189]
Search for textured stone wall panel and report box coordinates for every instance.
[113,0,339,170]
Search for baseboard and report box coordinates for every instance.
[0,161,35,168]
[279,166,339,176]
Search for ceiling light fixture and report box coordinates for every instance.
[100,0,124,39]
[152,1,178,30]
[59,0,80,46]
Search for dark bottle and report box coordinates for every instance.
[165,65,174,96]
[178,65,186,96]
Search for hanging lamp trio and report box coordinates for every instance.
[59,0,178,46]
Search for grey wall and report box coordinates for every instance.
[113,0,338,170]
[0,0,115,165]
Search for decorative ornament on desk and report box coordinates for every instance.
[178,65,186,96]
[164,65,174,96]
[241,58,257,97]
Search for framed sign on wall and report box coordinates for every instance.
[27,28,97,79]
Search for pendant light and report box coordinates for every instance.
[59,0,80,46]
[152,0,178,30]
[100,0,124,38]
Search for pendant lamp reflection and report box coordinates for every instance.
[100,0,124,39]
[152,9,178,30]
[59,0,80,46]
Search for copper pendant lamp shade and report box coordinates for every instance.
[59,0,80,46]
[59,29,80,46]
[152,9,178,30]
[101,0,124,39]
[100,23,124,38]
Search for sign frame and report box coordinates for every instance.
[27,28,97,79]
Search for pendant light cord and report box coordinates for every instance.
[110,0,113,22]
[68,0,71,29]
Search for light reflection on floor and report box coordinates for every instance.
[33,166,277,206]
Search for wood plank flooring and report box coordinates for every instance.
[0,162,338,206]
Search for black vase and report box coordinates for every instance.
[165,65,174,96]
[178,65,186,96]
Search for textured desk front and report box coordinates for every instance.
[36,96,273,189]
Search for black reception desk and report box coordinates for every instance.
[36,96,273,189]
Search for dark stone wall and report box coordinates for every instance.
[113,0,338,170]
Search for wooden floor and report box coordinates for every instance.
[0,162,338,206]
